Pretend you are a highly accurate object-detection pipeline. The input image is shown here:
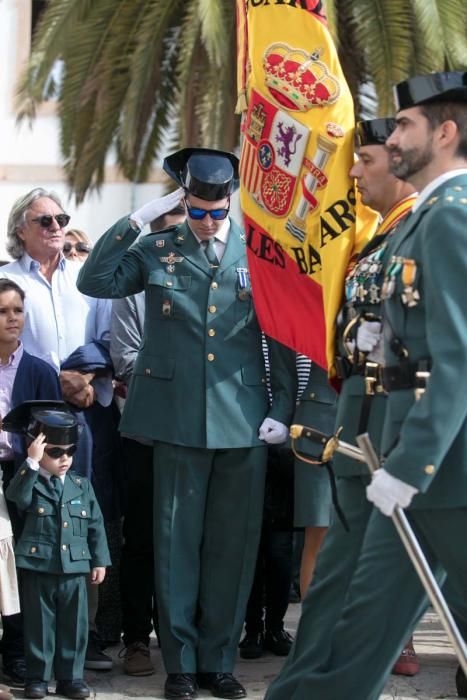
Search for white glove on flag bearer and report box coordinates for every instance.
[259,418,289,445]
[130,188,184,230]
[366,469,419,516]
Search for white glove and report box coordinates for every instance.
[258,418,289,444]
[129,188,184,229]
[366,468,419,516]
[357,320,382,353]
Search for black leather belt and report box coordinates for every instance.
[381,360,431,392]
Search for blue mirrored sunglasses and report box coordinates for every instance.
[185,203,230,221]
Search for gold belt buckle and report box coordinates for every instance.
[364,361,379,396]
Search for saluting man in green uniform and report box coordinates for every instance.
[265,118,418,700]
[267,71,467,700]
[77,148,296,700]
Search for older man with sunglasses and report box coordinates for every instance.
[1,188,114,678]
[78,148,297,700]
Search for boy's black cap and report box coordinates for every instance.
[355,118,396,147]
[163,148,239,201]
[394,71,467,111]
[2,401,79,445]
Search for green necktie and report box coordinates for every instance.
[203,238,220,267]
[51,475,63,500]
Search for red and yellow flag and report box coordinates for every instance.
[237,0,377,372]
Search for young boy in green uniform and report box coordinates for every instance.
[4,402,111,699]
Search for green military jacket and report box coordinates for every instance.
[292,364,338,460]
[333,232,394,477]
[6,464,111,574]
[78,218,296,448]
[381,174,467,508]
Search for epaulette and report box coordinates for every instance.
[441,183,467,206]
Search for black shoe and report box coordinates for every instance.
[197,672,247,699]
[24,680,48,699]
[164,673,198,699]
[84,631,113,670]
[263,629,294,656]
[457,665,467,698]
[55,680,90,699]
[3,657,26,687]
[239,631,264,659]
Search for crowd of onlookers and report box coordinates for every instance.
[0,187,314,700]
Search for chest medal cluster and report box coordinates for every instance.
[381,256,420,307]
[345,241,387,307]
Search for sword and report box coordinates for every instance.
[290,424,467,676]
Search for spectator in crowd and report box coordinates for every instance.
[63,230,93,263]
[111,200,186,677]
[0,278,61,688]
[6,403,110,700]
[239,349,311,660]
[78,148,297,700]
[1,189,114,673]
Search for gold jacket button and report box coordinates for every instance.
[424,464,435,475]
[211,282,218,289]
[207,353,215,362]
[208,305,217,313]
[30,546,37,553]
[115,235,123,241]
[20,469,26,475]
[208,329,216,337]
[165,280,173,287]
[38,507,45,514]
[63,522,68,528]
[62,544,67,551]
[81,510,87,517]
[145,368,151,375]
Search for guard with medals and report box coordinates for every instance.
[77,148,297,700]
[267,71,467,700]
[266,117,418,700]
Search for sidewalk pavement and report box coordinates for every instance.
[5,605,461,699]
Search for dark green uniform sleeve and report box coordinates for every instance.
[5,462,38,511]
[85,480,111,568]
[266,338,298,426]
[77,216,145,299]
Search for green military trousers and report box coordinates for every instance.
[267,505,467,700]
[266,475,373,699]
[21,570,88,681]
[152,442,267,673]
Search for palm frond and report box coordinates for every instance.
[351,0,413,115]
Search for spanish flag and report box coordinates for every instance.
[237,0,376,373]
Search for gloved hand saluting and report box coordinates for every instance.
[129,188,184,230]
[366,468,419,516]
[258,418,289,445]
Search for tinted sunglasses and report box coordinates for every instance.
[44,445,77,458]
[185,200,230,221]
[31,214,71,229]
[63,241,91,254]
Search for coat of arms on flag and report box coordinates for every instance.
[240,89,310,218]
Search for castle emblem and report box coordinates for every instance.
[263,43,340,112]
[240,89,310,218]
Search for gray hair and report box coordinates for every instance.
[6,188,65,259]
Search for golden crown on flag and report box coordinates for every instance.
[263,43,341,112]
